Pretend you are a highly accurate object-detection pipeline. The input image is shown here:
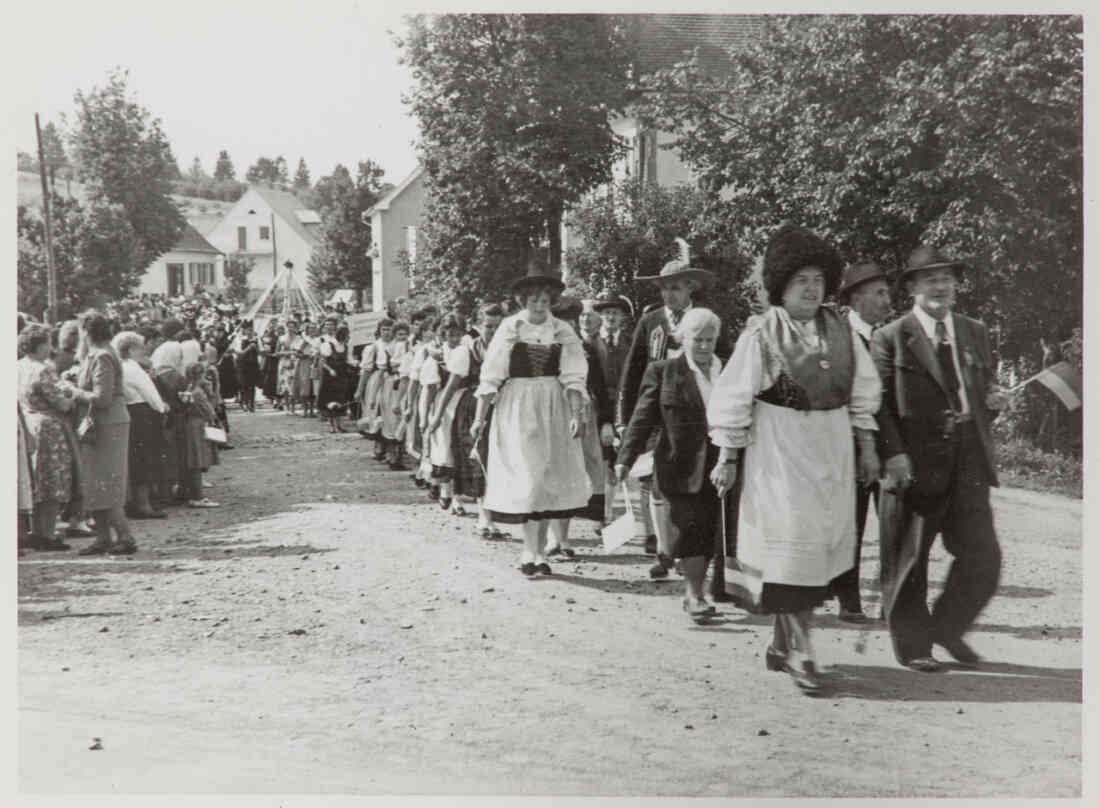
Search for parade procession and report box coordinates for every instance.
[14,9,1083,800]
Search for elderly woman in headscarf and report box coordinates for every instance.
[707,224,881,694]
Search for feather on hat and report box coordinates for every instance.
[635,237,715,289]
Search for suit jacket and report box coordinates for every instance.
[583,341,614,428]
[617,305,732,428]
[589,330,630,408]
[872,310,999,497]
[617,355,711,495]
[78,348,131,427]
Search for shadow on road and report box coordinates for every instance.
[826,662,1082,704]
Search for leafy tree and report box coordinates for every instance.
[17,151,37,172]
[640,14,1082,362]
[246,156,288,188]
[293,158,311,193]
[18,196,141,320]
[397,14,637,313]
[213,149,236,181]
[68,68,185,275]
[39,122,71,186]
[566,179,758,331]
[307,160,387,303]
[222,252,255,303]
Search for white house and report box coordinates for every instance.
[366,165,425,312]
[137,223,224,296]
[203,185,321,295]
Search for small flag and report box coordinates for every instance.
[1032,361,1082,411]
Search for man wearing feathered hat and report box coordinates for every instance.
[617,239,732,578]
[830,261,894,623]
[873,244,1009,672]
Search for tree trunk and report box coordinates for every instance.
[548,205,563,269]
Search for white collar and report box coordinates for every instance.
[847,309,875,341]
[912,304,955,343]
[683,351,721,383]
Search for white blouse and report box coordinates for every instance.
[445,343,471,378]
[707,308,881,450]
[121,358,168,412]
[475,311,588,398]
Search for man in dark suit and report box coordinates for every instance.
[590,296,634,524]
[873,245,1008,672]
[831,261,893,623]
[617,249,731,579]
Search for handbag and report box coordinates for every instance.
[204,425,228,445]
[76,407,97,443]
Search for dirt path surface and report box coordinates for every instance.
[18,406,1081,797]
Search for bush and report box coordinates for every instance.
[996,436,1082,499]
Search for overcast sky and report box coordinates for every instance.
[10,0,421,186]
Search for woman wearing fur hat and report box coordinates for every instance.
[471,259,592,577]
[707,223,882,694]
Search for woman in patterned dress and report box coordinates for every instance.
[277,320,302,414]
[472,260,591,577]
[378,321,410,468]
[17,324,93,550]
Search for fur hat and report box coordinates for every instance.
[762,223,843,306]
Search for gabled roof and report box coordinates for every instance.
[367,166,424,215]
[629,14,766,77]
[250,184,320,246]
[174,223,222,255]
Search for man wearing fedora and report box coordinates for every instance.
[618,247,731,579]
[591,295,634,524]
[873,244,1008,673]
[831,262,893,623]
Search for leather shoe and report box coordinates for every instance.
[937,637,981,669]
[838,609,869,624]
[903,656,944,673]
[644,535,657,556]
[765,646,786,672]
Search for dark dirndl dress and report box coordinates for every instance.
[316,341,350,415]
[450,340,486,498]
[126,402,171,485]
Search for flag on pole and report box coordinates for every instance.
[1032,361,1082,411]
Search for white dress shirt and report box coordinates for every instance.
[683,352,723,406]
[121,358,168,412]
[911,304,970,414]
[847,309,875,346]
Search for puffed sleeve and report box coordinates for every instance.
[707,325,765,450]
[848,330,881,432]
[319,339,334,358]
[446,344,471,378]
[360,343,377,373]
[129,360,168,413]
[420,355,442,386]
[555,319,588,396]
[475,315,519,397]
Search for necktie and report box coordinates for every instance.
[935,320,961,410]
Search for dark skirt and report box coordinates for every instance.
[450,389,485,498]
[218,355,239,399]
[260,358,279,398]
[316,368,349,415]
[127,402,171,485]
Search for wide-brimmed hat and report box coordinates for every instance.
[592,295,635,318]
[837,261,891,300]
[635,237,714,290]
[512,258,565,295]
[898,244,967,285]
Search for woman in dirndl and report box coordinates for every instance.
[112,330,170,519]
[451,303,505,538]
[277,320,302,414]
[472,260,591,577]
[316,319,351,432]
[707,223,882,693]
[357,319,393,455]
[425,315,469,513]
[293,321,317,418]
[259,322,281,407]
[399,317,430,484]
[377,322,409,469]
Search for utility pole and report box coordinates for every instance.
[34,114,58,324]
[270,211,278,313]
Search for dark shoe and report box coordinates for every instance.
[937,637,981,669]
[710,590,738,604]
[644,535,657,556]
[649,553,673,579]
[546,546,575,558]
[520,562,538,577]
[903,656,944,673]
[838,609,868,624]
[108,539,138,555]
[64,525,95,538]
[682,597,712,625]
[388,461,405,471]
[439,497,452,510]
[785,660,822,693]
[427,487,439,501]
[78,542,112,556]
[765,645,787,672]
[536,562,552,577]
[33,535,71,552]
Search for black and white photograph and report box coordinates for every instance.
[9,1,1085,799]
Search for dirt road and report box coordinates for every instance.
[18,406,1081,796]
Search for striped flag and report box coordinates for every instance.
[1031,362,1083,411]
